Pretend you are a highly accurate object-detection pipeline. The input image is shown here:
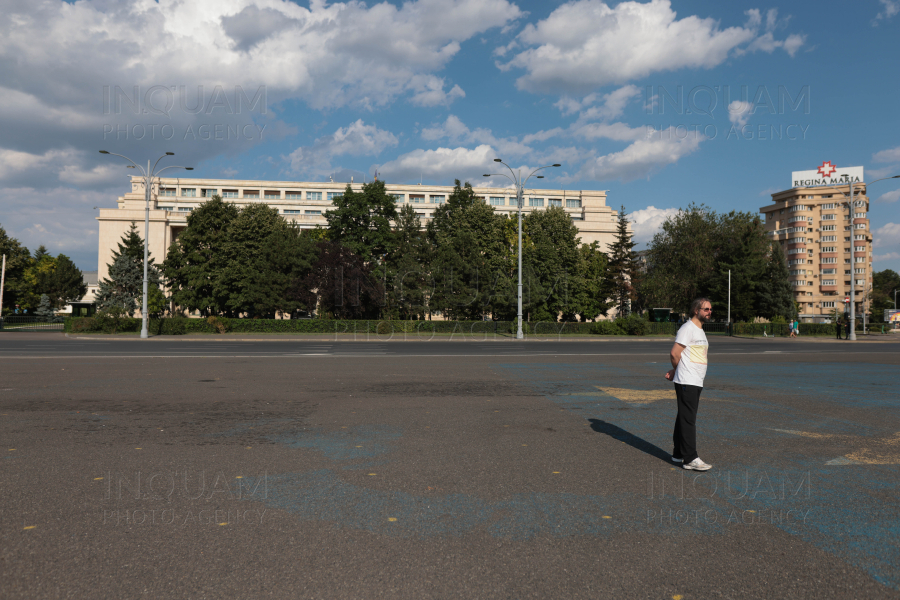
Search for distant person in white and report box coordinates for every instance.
[664,297,713,471]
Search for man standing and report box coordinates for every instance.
[836,318,843,340]
[664,297,713,471]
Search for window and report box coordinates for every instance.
[820,235,836,242]
[327,192,342,202]
[201,188,217,197]
[805,195,814,199]
[570,215,584,221]
[284,210,301,215]
[430,195,445,204]
[789,258,806,265]
[792,281,806,287]
[854,268,865,274]
[821,214,835,220]
[845,258,852,263]
[529,197,544,207]
[855,223,866,229]
[854,246,866,252]
[821,279,836,285]
[821,268,836,274]
[821,225,835,231]
[264,191,281,199]
[823,301,835,308]
[856,279,866,286]
[855,256,865,262]
[549,198,562,207]
[390,194,403,203]
[790,270,807,275]
[789,205,808,212]
[305,210,321,216]
[566,199,581,208]
[181,188,196,197]
[285,192,302,200]
[787,248,806,255]
[178,207,192,212]
[854,212,866,219]
[243,190,259,199]
[854,200,866,207]
[414,211,425,217]
[489,197,504,206]
[853,234,865,241]
[157,206,173,211]
[160,188,176,197]
[821,257,837,264]
[821,246,836,253]
[822,195,833,199]
[222,189,238,198]
[821,203,835,209]
[510,197,519,206]
[409,194,425,203]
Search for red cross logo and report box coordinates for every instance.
[817,161,837,178]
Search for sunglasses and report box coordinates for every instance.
[700,308,712,312]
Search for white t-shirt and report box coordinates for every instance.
[673,321,709,387]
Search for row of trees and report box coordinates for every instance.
[0,225,86,314]
[94,181,800,323]
[151,181,617,321]
[638,204,795,321]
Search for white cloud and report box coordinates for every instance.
[874,0,900,24]
[874,222,900,246]
[727,100,753,128]
[420,115,533,157]
[503,0,804,94]
[576,127,705,182]
[872,146,900,163]
[555,85,641,121]
[628,206,679,245]
[286,120,398,175]
[874,252,900,262]
[876,189,900,203]
[0,186,111,270]
[377,144,498,184]
[0,0,520,188]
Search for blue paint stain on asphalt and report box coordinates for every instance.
[495,362,900,590]
[207,362,900,589]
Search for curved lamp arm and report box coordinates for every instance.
[99,150,146,176]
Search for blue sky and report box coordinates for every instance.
[1,0,899,273]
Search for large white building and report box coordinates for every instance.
[97,177,628,281]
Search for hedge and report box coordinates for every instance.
[64,317,600,336]
[62,317,843,337]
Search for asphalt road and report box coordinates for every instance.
[1,333,899,598]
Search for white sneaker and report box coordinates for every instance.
[682,458,712,471]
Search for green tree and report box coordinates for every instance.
[19,251,57,310]
[385,205,430,320]
[427,181,509,320]
[708,212,769,322]
[522,206,582,321]
[871,269,900,322]
[568,242,611,322]
[163,195,240,315]
[0,224,31,313]
[95,227,162,314]
[299,241,384,319]
[46,255,87,309]
[325,181,398,263]
[755,240,794,321]
[218,204,315,317]
[605,205,638,317]
[34,294,54,318]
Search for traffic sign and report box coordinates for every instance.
[844,298,850,303]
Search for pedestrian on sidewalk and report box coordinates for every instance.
[664,297,713,472]
[836,318,843,340]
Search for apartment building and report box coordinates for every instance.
[760,163,871,323]
[97,177,625,281]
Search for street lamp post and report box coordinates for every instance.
[832,174,899,340]
[99,151,193,338]
[484,160,561,339]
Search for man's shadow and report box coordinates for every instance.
[588,418,672,464]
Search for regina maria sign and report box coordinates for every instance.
[792,161,864,188]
